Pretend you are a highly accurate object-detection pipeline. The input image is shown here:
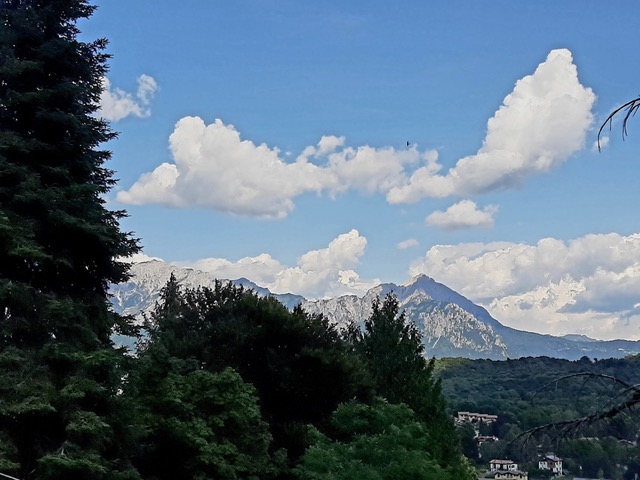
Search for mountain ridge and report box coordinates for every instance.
[109,260,640,360]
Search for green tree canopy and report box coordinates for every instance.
[295,399,475,480]
[132,360,277,480]
[0,1,139,478]
[346,293,462,467]
[134,277,373,475]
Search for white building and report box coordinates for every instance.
[486,471,528,480]
[490,459,519,472]
[538,453,563,476]
[487,459,528,479]
[456,411,498,425]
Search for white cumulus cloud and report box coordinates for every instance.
[387,49,596,203]
[397,238,419,250]
[177,229,380,299]
[118,49,595,218]
[118,116,435,218]
[408,232,640,340]
[98,74,158,121]
[426,200,497,230]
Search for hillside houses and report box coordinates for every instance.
[485,459,528,480]
[477,434,499,446]
[456,411,500,460]
[457,413,565,478]
[538,454,563,476]
[456,411,498,425]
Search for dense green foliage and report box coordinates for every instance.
[346,294,463,468]
[129,279,473,479]
[438,356,640,435]
[437,356,640,478]
[136,277,373,463]
[132,361,277,480]
[296,399,475,480]
[0,1,139,478]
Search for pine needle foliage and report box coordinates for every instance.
[0,1,140,478]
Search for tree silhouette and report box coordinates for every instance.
[0,1,140,478]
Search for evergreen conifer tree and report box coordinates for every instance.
[0,1,139,478]
[347,293,465,470]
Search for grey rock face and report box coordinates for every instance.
[111,264,640,360]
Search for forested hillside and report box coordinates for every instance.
[437,356,640,478]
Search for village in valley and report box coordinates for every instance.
[456,411,566,480]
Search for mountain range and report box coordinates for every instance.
[109,260,640,360]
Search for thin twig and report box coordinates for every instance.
[518,389,640,444]
[0,472,21,480]
[532,372,633,402]
[598,96,640,151]
[513,373,640,450]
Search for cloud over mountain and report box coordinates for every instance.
[131,229,640,341]
[176,229,380,299]
[409,232,640,340]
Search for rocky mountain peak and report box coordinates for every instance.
[110,261,640,360]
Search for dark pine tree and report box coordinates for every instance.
[347,293,465,470]
[0,1,140,478]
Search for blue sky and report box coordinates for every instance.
[82,1,640,340]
